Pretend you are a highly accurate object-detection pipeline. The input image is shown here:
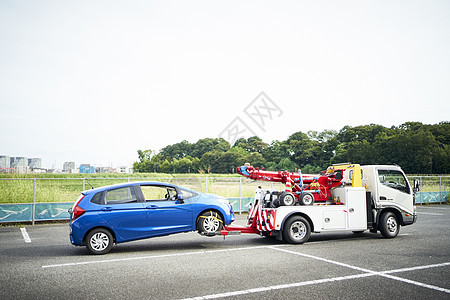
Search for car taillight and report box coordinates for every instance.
[71,195,86,221]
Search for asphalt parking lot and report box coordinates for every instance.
[0,205,449,300]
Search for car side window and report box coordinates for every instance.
[90,191,104,205]
[378,170,410,194]
[105,187,138,204]
[179,188,197,199]
[141,185,177,201]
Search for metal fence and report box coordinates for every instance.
[0,175,448,224]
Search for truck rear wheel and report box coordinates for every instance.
[283,216,311,244]
[379,212,400,238]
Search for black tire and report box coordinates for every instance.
[379,211,400,238]
[283,216,311,244]
[86,228,114,255]
[299,192,314,206]
[197,211,223,235]
[280,192,296,206]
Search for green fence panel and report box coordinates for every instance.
[227,197,254,213]
[35,203,73,220]
[0,204,33,222]
[2,192,446,223]
[415,191,449,204]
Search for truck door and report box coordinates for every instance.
[375,168,413,211]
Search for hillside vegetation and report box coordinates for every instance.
[134,122,450,174]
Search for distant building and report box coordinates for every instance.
[63,162,75,170]
[63,162,76,173]
[0,155,10,168]
[0,155,12,173]
[96,167,114,173]
[28,158,42,168]
[11,157,28,168]
[116,166,133,174]
[79,164,95,174]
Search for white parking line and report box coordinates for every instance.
[181,248,450,300]
[183,273,374,300]
[418,212,444,216]
[41,245,287,269]
[20,227,31,243]
[270,247,450,295]
[419,206,448,210]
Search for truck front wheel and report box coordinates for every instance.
[283,216,311,244]
[379,212,400,238]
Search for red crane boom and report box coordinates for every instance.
[236,164,344,205]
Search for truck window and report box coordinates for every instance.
[378,170,410,194]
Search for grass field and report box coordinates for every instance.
[0,173,448,204]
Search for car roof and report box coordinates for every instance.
[82,181,178,195]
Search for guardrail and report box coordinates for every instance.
[0,175,448,224]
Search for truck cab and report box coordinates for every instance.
[360,165,417,228]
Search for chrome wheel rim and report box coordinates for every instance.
[303,195,313,205]
[203,213,220,232]
[90,232,109,251]
[290,221,307,240]
[386,216,397,233]
[284,195,295,206]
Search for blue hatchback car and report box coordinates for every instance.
[69,181,235,254]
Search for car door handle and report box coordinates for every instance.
[146,205,158,209]
[101,207,113,211]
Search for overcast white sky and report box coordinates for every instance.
[1,0,449,169]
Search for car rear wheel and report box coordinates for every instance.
[197,211,223,235]
[86,228,114,255]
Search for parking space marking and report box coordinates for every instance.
[20,227,31,243]
[182,248,450,300]
[41,245,287,269]
[182,273,374,300]
[270,247,450,294]
[418,212,444,216]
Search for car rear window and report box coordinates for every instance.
[90,192,104,205]
[105,187,138,204]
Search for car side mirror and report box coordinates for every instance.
[175,194,185,204]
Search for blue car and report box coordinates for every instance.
[69,181,235,254]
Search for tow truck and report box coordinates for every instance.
[214,164,418,243]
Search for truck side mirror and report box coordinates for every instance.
[413,179,420,192]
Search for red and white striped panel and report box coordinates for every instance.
[257,208,276,232]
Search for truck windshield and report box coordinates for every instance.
[378,170,410,194]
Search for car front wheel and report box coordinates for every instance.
[86,228,114,255]
[197,211,223,235]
